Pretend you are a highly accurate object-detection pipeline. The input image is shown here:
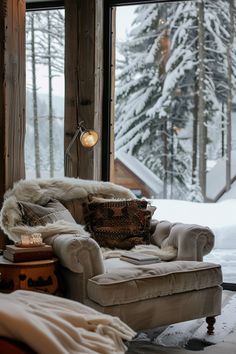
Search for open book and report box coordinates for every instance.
[120,252,161,265]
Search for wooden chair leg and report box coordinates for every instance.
[206,316,216,335]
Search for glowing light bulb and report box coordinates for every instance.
[80,130,99,148]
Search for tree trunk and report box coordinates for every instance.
[47,11,54,177]
[192,16,199,187]
[31,14,41,178]
[226,0,234,191]
[221,103,225,157]
[192,90,198,183]
[162,121,168,198]
[170,122,174,199]
[197,0,206,200]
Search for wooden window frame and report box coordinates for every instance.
[26,1,64,11]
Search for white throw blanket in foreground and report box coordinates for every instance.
[0,290,136,354]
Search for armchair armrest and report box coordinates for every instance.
[44,234,104,302]
[151,220,215,261]
[46,234,105,278]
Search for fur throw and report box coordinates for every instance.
[0,177,135,242]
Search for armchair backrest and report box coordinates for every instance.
[0,177,135,242]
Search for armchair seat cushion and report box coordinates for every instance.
[87,261,222,307]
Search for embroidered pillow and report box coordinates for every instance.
[18,199,76,226]
[86,197,152,249]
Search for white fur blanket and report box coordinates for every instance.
[0,177,135,242]
[0,178,178,269]
[0,290,135,354]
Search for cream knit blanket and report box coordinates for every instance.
[0,290,135,354]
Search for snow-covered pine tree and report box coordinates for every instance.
[115,3,191,199]
[115,0,236,201]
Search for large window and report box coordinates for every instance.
[107,0,236,285]
[25,8,65,178]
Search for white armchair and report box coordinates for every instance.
[0,177,222,332]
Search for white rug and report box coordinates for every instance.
[126,290,236,353]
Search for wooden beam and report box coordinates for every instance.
[0,0,25,248]
[109,7,116,182]
[0,0,26,203]
[0,0,7,248]
[64,0,103,180]
[0,1,6,205]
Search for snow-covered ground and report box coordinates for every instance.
[219,180,236,200]
[151,199,236,283]
[206,151,236,201]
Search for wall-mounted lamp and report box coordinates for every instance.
[66,121,98,153]
[79,123,99,149]
[65,121,99,174]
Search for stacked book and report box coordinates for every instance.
[3,244,54,262]
[120,252,161,265]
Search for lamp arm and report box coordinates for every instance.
[65,125,83,157]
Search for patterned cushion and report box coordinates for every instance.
[86,197,152,249]
[18,199,76,226]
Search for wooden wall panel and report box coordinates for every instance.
[64,0,103,180]
[0,0,25,247]
[5,0,26,188]
[109,7,116,182]
[0,0,7,249]
[93,0,103,180]
[0,1,6,206]
[0,0,25,201]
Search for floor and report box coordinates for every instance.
[126,290,236,354]
[126,333,236,354]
